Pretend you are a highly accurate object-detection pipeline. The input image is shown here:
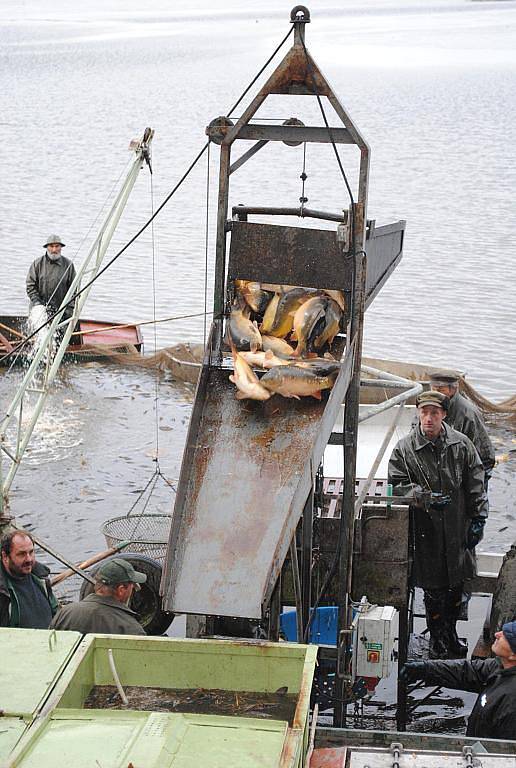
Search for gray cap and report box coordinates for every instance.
[43,234,65,247]
[96,557,147,586]
[416,390,449,411]
[429,370,461,385]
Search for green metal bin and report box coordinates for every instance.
[43,634,317,768]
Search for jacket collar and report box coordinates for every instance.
[83,593,139,617]
[413,421,462,452]
[0,560,50,594]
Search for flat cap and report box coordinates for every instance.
[43,234,65,247]
[416,390,449,410]
[502,621,516,654]
[429,370,461,385]
[96,557,147,586]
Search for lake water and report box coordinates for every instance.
[0,0,515,723]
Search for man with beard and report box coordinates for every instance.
[26,234,79,342]
[0,530,58,628]
[50,558,147,635]
[388,390,488,659]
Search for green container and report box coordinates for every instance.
[0,718,28,761]
[0,629,82,718]
[6,709,291,768]
[43,634,317,768]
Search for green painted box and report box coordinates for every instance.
[6,709,291,768]
[0,629,82,718]
[0,718,28,761]
[43,634,317,768]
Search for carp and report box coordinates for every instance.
[239,350,289,369]
[261,335,295,357]
[267,287,318,338]
[259,293,281,334]
[310,298,342,351]
[291,295,328,357]
[323,289,346,312]
[227,296,262,352]
[234,280,273,315]
[229,350,271,400]
[260,364,338,400]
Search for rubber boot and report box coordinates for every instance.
[444,585,468,658]
[424,590,450,659]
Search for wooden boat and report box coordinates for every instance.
[0,314,143,365]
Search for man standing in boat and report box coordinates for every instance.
[428,370,495,487]
[388,391,488,659]
[26,234,79,343]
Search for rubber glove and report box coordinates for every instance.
[467,517,486,549]
[429,493,452,510]
[399,661,427,684]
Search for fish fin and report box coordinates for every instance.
[235,391,249,400]
[312,390,322,400]
[229,375,236,384]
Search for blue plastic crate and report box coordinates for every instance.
[280,606,338,645]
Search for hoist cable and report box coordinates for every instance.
[149,167,161,473]
[227,26,294,117]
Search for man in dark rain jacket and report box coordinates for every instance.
[428,371,495,482]
[26,235,76,322]
[400,621,516,741]
[388,391,488,659]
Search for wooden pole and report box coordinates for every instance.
[50,540,132,586]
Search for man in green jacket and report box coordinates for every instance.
[50,558,147,635]
[0,530,58,628]
[429,371,495,482]
[388,391,488,659]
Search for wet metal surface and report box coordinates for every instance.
[163,347,353,618]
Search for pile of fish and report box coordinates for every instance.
[226,280,345,401]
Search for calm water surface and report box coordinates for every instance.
[0,1,515,590]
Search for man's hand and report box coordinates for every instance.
[466,517,486,549]
[399,661,426,684]
[429,493,452,510]
[413,487,432,508]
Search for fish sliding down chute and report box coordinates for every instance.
[161,219,404,620]
[161,7,405,620]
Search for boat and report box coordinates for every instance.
[0,314,143,364]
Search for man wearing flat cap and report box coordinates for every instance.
[26,235,77,330]
[389,390,488,659]
[429,370,495,483]
[400,619,516,740]
[50,557,147,635]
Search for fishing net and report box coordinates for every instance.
[78,343,203,385]
[101,513,172,563]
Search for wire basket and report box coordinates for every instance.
[101,514,172,563]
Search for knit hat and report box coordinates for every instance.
[502,621,516,653]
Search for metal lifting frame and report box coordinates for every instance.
[206,5,370,725]
[0,129,154,514]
